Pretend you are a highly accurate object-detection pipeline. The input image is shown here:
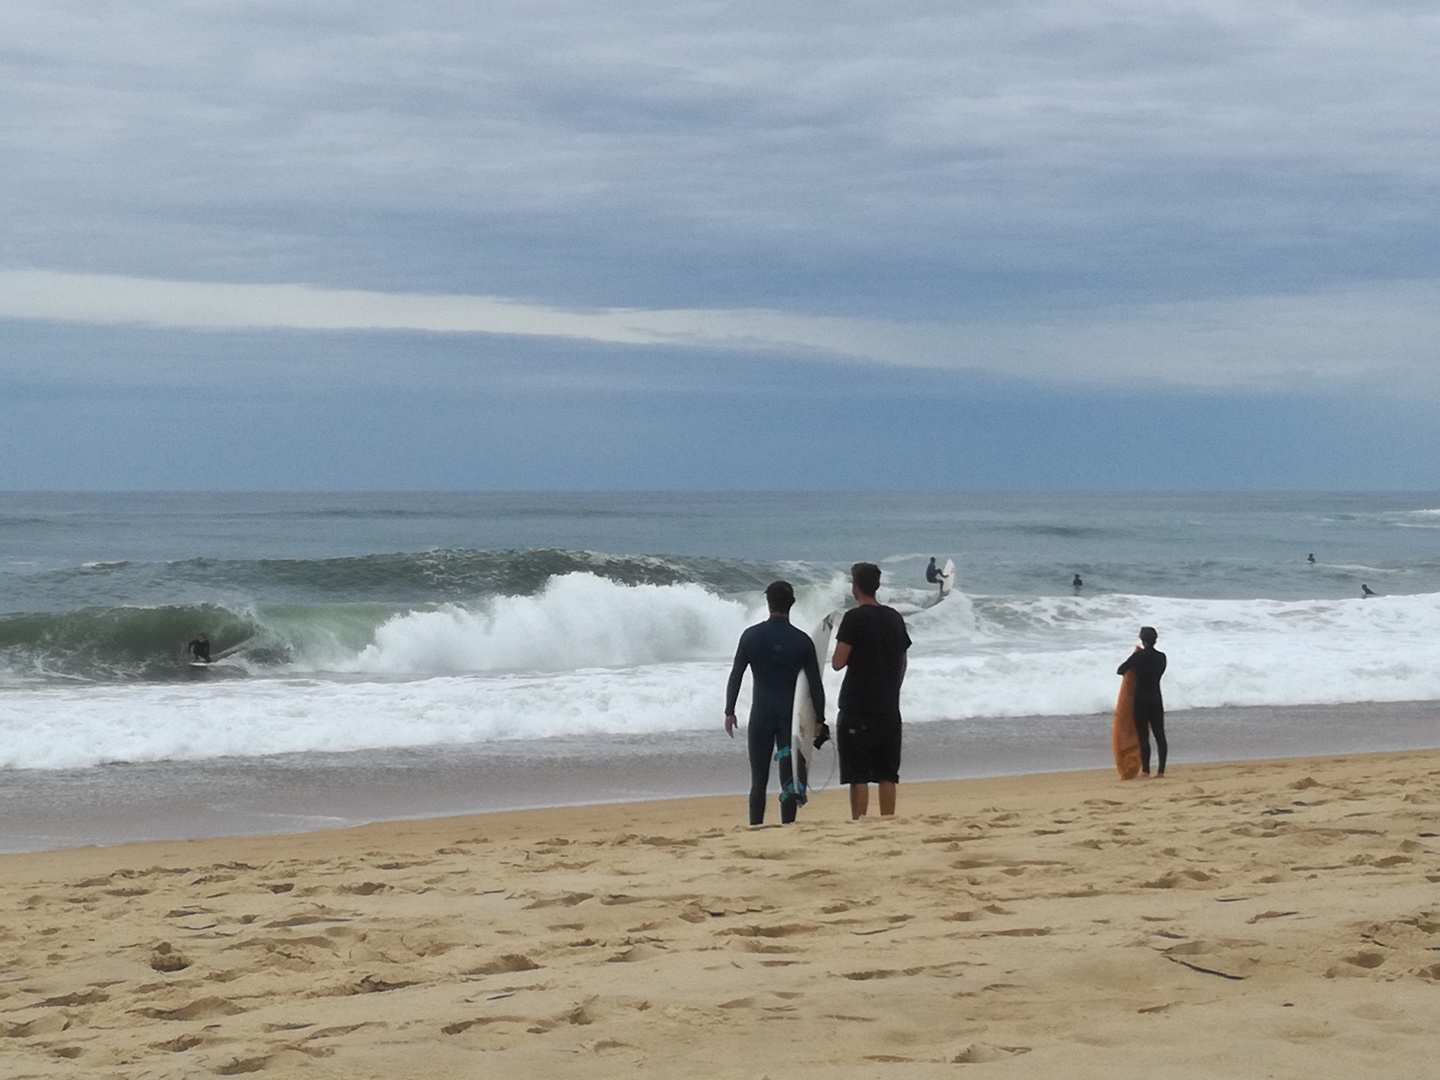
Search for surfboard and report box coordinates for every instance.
[789,610,841,806]
[1112,667,1142,779]
[940,558,955,597]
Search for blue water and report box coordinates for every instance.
[1,490,1438,851]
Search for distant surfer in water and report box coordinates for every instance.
[1362,584,1376,598]
[1307,553,1316,564]
[833,562,911,819]
[925,557,948,597]
[1116,626,1167,777]
[187,633,212,664]
[1072,573,1083,590]
[725,581,827,826]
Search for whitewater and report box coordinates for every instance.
[2,490,1439,848]
[4,571,1440,771]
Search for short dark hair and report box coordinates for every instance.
[1139,625,1158,645]
[764,580,796,612]
[851,561,882,597]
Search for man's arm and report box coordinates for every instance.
[724,639,749,736]
[832,609,857,671]
[802,641,825,723]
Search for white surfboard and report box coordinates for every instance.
[940,558,955,597]
[790,609,840,803]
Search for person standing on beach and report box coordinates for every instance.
[832,562,911,819]
[725,581,827,826]
[1117,626,1167,777]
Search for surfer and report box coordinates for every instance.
[1307,553,1316,564]
[1362,584,1376,598]
[1116,626,1167,777]
[832,562,911,819]
[187,633,212,664]
[1072,573,1083,590]
[724,581,827,826]
[925,557,948,596]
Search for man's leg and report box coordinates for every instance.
[746,717,774,825]
[776,729,799,824]
[1134,713,1152,775]
[878,781,896,816]
[849,783,869,819]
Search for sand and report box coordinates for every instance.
[1,750,1437,1079]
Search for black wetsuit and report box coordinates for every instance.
[187,637,212,663]
[1117,646,1167,775]
[925,562,942,584]
[725,616,825,825]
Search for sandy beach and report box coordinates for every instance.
[1,749,1437,1078]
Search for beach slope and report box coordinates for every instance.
[1,751,1437,1078]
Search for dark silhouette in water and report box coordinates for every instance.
[1362,584,1376,598]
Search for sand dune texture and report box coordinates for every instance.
[1,750,1437,1079]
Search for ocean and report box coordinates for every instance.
[2,491,1438,851]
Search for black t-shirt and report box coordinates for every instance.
[836,604,911,718]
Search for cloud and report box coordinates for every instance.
[3,268,1437,392]
[2,1,1439,314]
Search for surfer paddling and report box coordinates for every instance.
[833,562,911,819]
[725,581,828,826]
[1116,626,1167,777]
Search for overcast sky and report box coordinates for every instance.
[3,1,1438,489]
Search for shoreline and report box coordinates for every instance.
[0,749,1436,1078]
[2,698,1437,854]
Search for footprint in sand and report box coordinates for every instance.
[139,995,247,1021]
[464,953,540,976]
[952,1042,1031,1062]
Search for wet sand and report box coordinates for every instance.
[1,749,1437,1078]
[4,699,1438,853]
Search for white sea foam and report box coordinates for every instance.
[3,578,1440,771]
[333,573,754,675]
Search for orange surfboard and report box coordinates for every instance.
[1112,668,1142,779]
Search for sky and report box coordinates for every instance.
[2,1,1439,490]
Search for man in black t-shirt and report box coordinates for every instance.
[832,562,911,819]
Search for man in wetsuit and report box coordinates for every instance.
[187,633,212,663]
[1116,625,1167,777]
[832,562,911,818]
[724,581,827,825]
[925,557,947,596]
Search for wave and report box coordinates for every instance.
[4,582,1440,769]
[17,547,801,608]
[0,570,809,684]
[341,573,753,676]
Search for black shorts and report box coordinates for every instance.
[837,712,901,785]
